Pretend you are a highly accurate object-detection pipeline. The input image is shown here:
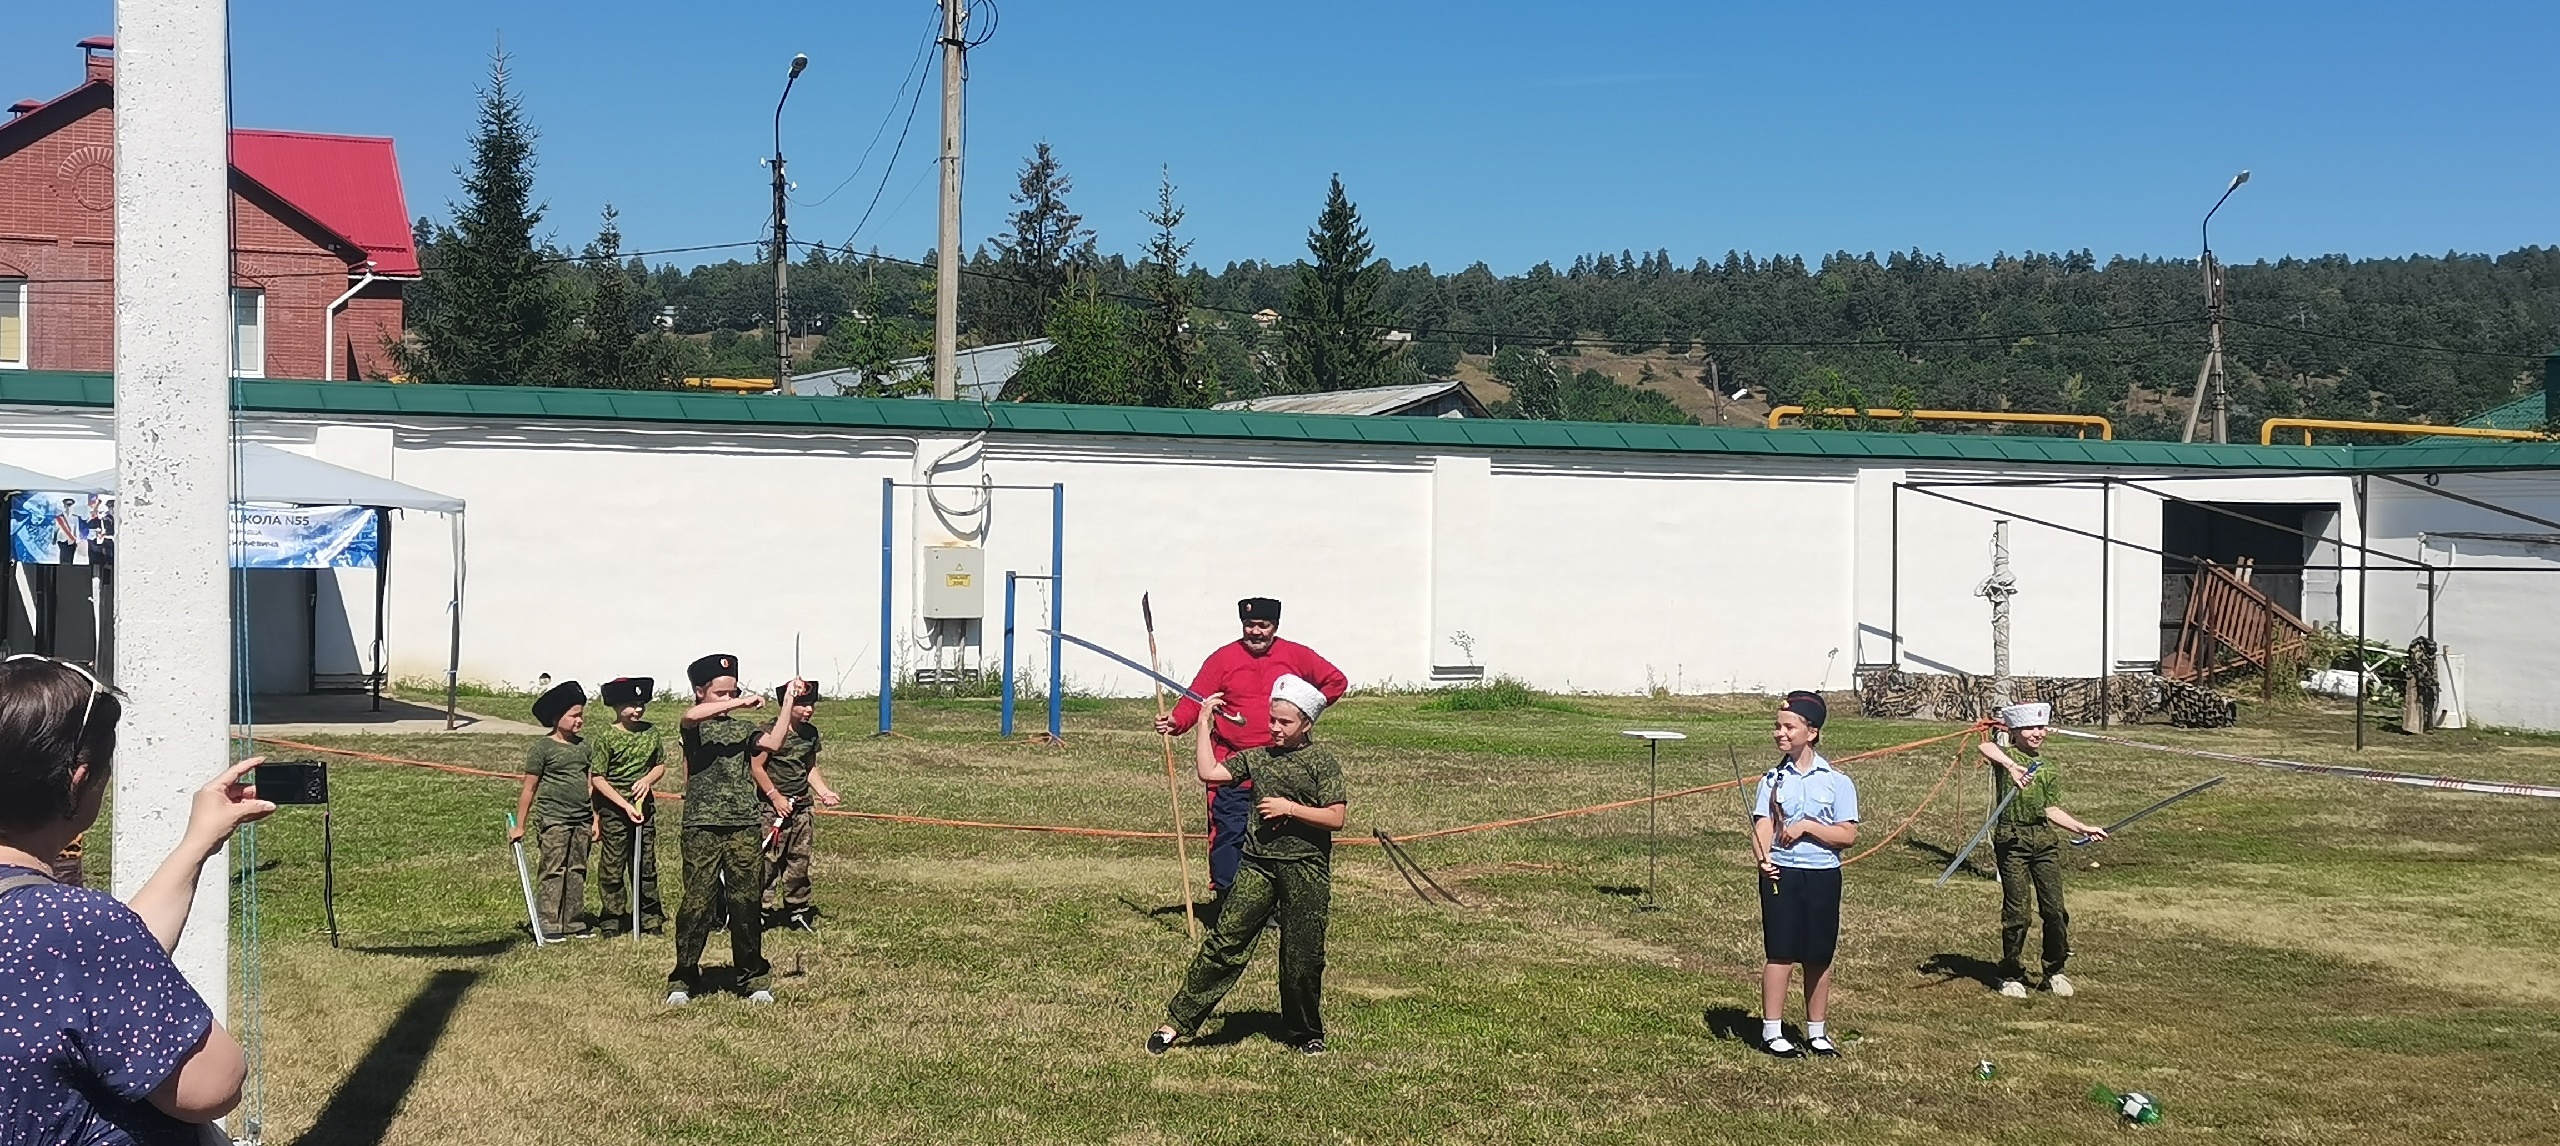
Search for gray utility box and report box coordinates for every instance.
[922,546,986,619]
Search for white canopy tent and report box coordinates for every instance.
[0,461,112,667]
[75,443,471,725]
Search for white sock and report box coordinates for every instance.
[1761,1019,1783,1041]
[1807,1021,1828,1041]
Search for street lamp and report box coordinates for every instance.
[2181,169,2249,443]
[770,53,808,393]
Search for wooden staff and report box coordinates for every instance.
[1143,593,1201,940]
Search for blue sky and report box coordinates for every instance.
[8,1,2555,273]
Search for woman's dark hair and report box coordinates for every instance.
[0,659,122,833]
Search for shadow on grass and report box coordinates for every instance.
[1190,1009,1294,1048]
[1700,1005,1759,1043]
[1594,884,1646,899]
[1916,952,2005,990]
[1119,895,1215,936]
[343,936,523,959]
[1904,836,1984,877]
[291,968,479,1146]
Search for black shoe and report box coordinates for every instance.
[1296,1037,1329,1056]
[1806,1036,1841,1058]
[1759,1035,1803,1058]
[1146,1029,1177,1056]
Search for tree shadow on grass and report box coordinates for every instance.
[1189,1010,1293,1049]
[1916,952,2005,990]
[291,968,479,1146]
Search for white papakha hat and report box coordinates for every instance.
[1999,701,2053,729]
[1271,673,1328,723]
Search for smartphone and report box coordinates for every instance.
[254,761,330,806]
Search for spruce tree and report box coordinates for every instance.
[392,49,567,384]
[568,206,682,389]
[983,142,1097,341]
[1283,175,1389,393]
[1133,167,1207,407]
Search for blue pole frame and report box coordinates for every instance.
[877,477,894,736]
[1000,571,1017,737]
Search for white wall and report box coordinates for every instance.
[10,404,2556,729]
[2365,472,2560,731]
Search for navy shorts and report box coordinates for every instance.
[1759,864,1842,966]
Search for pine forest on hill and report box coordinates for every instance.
[397,58,2559,438]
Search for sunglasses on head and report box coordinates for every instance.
[3,654,109,738]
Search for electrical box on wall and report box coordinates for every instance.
[922,546,986,619]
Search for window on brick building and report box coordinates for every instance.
[231,288,265,378]
[0,279,26,369]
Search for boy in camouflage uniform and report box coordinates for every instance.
[592,677,667,934]
[511,681,640,939]
[754,680,841,931]
[1978,701,2109,999]
[1150,674,1348,1056]
[668,653,776,1005]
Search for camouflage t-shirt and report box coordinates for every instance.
[1999,755,2062,828]
[681,714,765,828]
[522,737,593,828]
[1225,742,1347,862]
[761,723,821,800]
[590,721,664,788]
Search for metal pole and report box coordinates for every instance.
[771,54,805,393]
[2099,481,2112,725]
[2184,171,2248,443]
[446,515,464,730]
[1001,571,1017,737]
[1890,482,1901,668]
[878,477,894,736]
[1645,739,1660,910]
[932,0,967,400]
[2356,474,2369,750]
[371,510,390,712]
[1046,483,1064,742]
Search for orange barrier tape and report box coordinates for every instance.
[254,723,1986,848]
[1841,729,1977,866]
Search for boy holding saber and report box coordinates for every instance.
[1977,702,2108,999]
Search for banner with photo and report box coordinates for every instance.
[9,491,112,566]
[230,505,380,569]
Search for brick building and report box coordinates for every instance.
[1,37,416,381]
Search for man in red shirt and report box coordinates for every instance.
[1157,597,1348,899]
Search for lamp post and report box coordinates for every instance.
[769,53,808,394]
[2181,169,2249,443]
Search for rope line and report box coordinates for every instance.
[254,724,1981,846]
[2051,728,2560,799]
[1842,729,1977,866]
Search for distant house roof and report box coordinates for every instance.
[2461,389,2546,433]
[787,338,1052,402]
[1213,380,1490,419]
[228,130,420,277]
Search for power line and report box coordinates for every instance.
[791,7,942,212]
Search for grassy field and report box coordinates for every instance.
[181,688,2560,1145]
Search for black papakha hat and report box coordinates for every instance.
[533,681,588,730]
[776,682,821,705]
[687,653,739,689]
[598,677,653,709]
[1238,597,1282,622]
[1779,690,1826,729]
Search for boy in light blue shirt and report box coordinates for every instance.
[1750,690,1859,1058]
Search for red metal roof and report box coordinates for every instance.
[228,129,419,276]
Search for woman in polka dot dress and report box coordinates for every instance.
[0,656,277,1144]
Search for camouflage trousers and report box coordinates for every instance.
[1995,822,2070,979]
[534,822,590,937]
[1165,854,1331,1044]
[671,825,769,991]
[596,796,663,930]
[761,804,814,913]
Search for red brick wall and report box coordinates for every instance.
[0,88,404,379]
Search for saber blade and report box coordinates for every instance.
[2072,775,2226,846]
[508,813,550,945]
[1937,765,2036,886]
[1043,629,1247,723]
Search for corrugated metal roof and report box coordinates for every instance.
[786,338,1050,400]
[8,371,2560,472]
[2460,390,2546,432]
[1212,380,1479,417]
[228,130,419,276]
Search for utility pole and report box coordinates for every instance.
[1976,520,2017,710]
[933,0,969,401]
[2182,170,2248,443]
[771,53,807,393]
